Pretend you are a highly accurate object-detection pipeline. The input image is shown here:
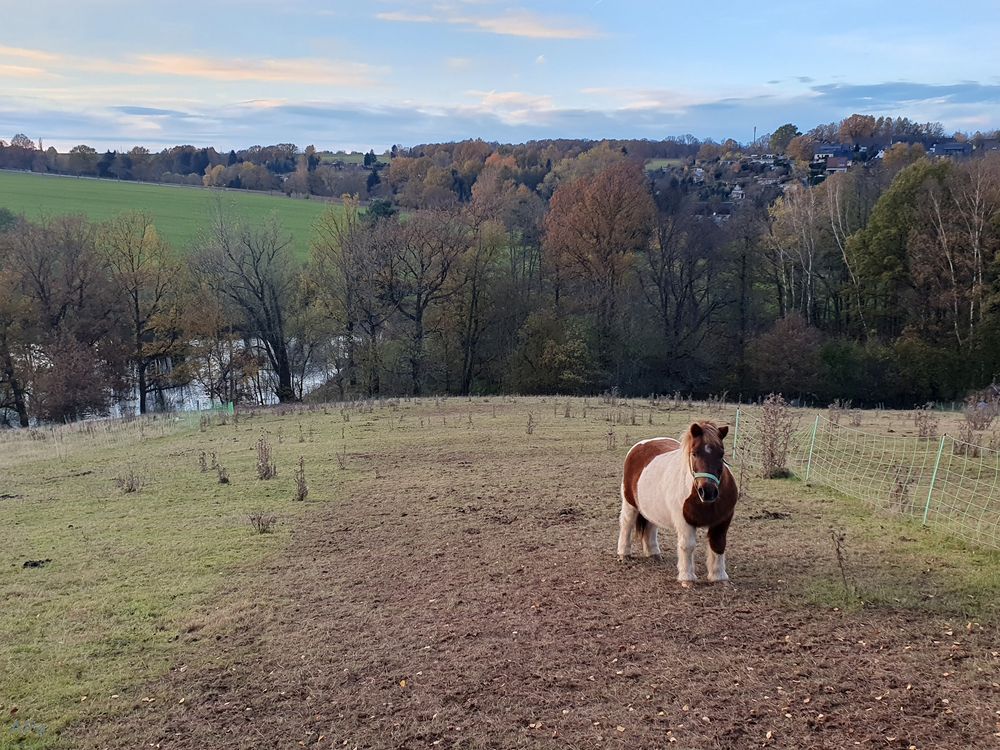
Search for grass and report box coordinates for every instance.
[1,397,998,748]
[644,157,685,171]
[0,171,342,260]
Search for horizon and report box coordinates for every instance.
[2,1,1000,152]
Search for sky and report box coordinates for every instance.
[2,0,1000,152]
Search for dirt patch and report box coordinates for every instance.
[0,493,22,500]
[74,420,1000,750]
[22,559,51,568]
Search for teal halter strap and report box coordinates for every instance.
[692,471,721,485]
[690,460,730,486]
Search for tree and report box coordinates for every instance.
[839,114,877,145]
[544,161,655,380]
[383,210,468,394]
[99,212,182,413]
[769,123,800,154]
[69,145,99,176]
[10,134,35,150]
[197,209,301,402]
[747,314,824,397]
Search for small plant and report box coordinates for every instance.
[606,426,616,451]
[335,444,348,470]
[294,456,308,501]
[198,451,208,472]
[827,399,848,426]
[757,393,795,479]
[256,433,277,480]
[277,426,284,444]
[526,412,535,435]
[830,528,857,604]
[298,423,305,443]
[913,405,939,439]
[115,466,146,494]
[564,401,571,418]
[217,465,230,484]
[647,409,653,425]
[848,409,862,427]
[889,464,915,513]
[247,511,276,534]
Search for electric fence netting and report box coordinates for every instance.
[731,407,1000,551]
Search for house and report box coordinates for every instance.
[930,141,973,157]
[730,184,745,201]
[825,156,851,174]
[813,143,853,161]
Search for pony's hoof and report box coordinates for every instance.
[679,580,695,589]
[617,554,631,563]
[649,553,663,562]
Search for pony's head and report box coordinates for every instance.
[682,421,729,503]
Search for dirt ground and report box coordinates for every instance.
[74,401,1000,750]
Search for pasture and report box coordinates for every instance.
[2,398,999,749]
[0,171,340,259]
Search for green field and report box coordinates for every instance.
[0,171,342,259]
[644,157,685,171]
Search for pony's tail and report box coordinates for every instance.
[635,511,648,537]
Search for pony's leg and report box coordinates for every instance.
[676,522,698,586]
[706,520,731,583]
[617,497,637,560]
[641,523,662,560]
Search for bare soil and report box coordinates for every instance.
[76,406,1000,750]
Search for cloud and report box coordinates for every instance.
[112,105,192,117]
[535,55,546,64]
[0,45,60,62]
[446,57,473,70]
[0,64,51,78]
[376,7,600,39]
[131,54,381,86]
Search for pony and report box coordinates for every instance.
[617,421,737,587]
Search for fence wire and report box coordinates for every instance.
[732,408,1000,551]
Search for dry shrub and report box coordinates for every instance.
[889,464,915,513]
[247,511,276,534]
[198,451,208,472]
[963,394,998,431]
[256,433,277,480]
[757,393,795,479]
[294,456,308,502]
[913,405,939,439]
[335,445,348,470]
[217,465,230,484]
[827,400,846,426]
[115,466,146,494]
[848,409,862,427]
[526,413,535,435]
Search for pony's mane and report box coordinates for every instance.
[679,420,724,453]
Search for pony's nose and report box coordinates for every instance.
[699,484,719,503]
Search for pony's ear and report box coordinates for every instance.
[689,422,703,438]
[718,425,729,440]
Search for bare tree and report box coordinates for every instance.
[197,208,300,402]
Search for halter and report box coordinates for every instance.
[689,452,727,486]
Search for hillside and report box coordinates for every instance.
[0,170,341,259]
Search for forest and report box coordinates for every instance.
[2,113,1000,425]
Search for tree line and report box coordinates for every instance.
[2,119,1000,426]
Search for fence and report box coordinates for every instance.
[0,410,205,469]
[732,407,1000,551]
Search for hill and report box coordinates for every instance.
[0,170,341,259]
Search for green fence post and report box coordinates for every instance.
[923,435,947,526]
[804,415,820,483]
[732,408,740,461]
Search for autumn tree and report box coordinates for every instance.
[544,160,655,379]
[769,123,801,154]
[99,212,183,413]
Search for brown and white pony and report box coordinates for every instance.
[618,421,737,586]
